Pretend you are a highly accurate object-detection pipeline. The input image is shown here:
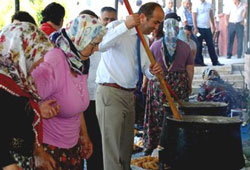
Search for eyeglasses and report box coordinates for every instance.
[90,42,100,48]
[103,17,116,22]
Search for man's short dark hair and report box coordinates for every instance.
[79,10,99,19]
[41,2,65,26]
[11,11,36,25]
[138,2,162,19]
[100,7,117,14]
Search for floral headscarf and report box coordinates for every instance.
[0,22,54,144]
[50,14,107,75]
[0,22,54,101]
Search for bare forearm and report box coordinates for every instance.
[210,10,215,27]
[192,13,197,29]
[80,113,88,136]
[186,65,194,88]
[243,9,247,19]
[225,15,230,25]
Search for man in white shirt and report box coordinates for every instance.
[165,0,174,14]
[192,0,223,66]
[178,0,201,65]
[95,2,164,170]
[225,0,248,59]
[81,7,117,170]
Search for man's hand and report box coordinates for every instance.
[40,100,60,119]
[193,28,199,35]
[125,14,140,29]
[149,62,163,75]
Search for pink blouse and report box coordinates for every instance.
[32,48,89,149]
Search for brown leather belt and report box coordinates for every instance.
[100,83,135,92]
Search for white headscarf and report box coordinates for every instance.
[0,22,53,100]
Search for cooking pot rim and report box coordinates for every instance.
[164,101,228,108]
[166,115,242,124]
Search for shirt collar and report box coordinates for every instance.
[130,27,137,35]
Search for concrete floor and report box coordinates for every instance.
[203,55,245,66]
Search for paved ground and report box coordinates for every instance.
[203,55,245,66]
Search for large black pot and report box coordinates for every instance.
[159,115,245,170]
[164,101,228,116]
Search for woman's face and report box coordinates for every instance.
[79,37,103,59]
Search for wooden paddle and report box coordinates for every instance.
[123,0,182,120]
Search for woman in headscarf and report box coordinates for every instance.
[32,14,106,170]
[197,68,244,115]
[0,22,59,170]
[143,13,194,155]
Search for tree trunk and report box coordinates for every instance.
[15,0,20,12]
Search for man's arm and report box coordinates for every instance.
[209,9,216,32]
[225,14,230,27]
[192,12,198,35]
[242,2,248,19]
[178,7,188,26]
[99,14,140,52]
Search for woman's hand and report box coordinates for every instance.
[149,62,163,75]
[3,164,20,170]
[40,100,60,119]
[80,134,93,159]
[34,145,57,170]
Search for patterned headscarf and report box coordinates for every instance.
[163,18,179,57]
[0,22,54,101]
[50,14,107,75]
[202,68,220,81]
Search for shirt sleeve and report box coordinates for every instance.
[178,7,187,23]
[192,4,198,13]
[98,21,129,52]
[31,49,65,99]
[141,36,154,80]
[224,3,231,15]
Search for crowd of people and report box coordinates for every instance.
[0,0,248,170]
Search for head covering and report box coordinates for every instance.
[50,14,107,75]
[165,12,181,21]
[177,29,188,43]
[0,22,53,100]
[162,12,180,68]
[0,22,54,145]
[202,68,220,81]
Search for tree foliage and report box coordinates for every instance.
[0,0,69,30]
[0,0,14,29]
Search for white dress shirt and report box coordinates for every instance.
[225,2,246,23]
[192,1,212,28]
[178,6,187,28]
[87,52,101,100]
[96,20,154,89]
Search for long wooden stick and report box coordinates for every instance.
[123,0,181,120]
